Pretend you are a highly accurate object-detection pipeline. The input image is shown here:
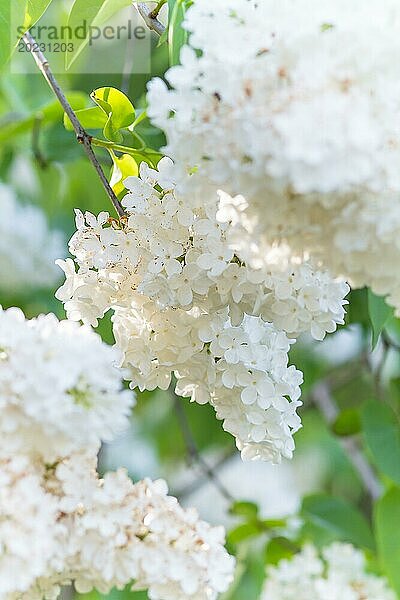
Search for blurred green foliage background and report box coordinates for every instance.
[2,1,400,598]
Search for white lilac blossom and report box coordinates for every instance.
[146,0,400,314]
[261,543,396,600]
[0,183,64,293]
[55,453,234,600]
[56,160,349,461]
[0,307,134,462]
[0,306,234,600]
[0,456,60,598]
[4,451,235,600]
[215,188,400,316]
[56,160,348,339]
[113,307,303,462]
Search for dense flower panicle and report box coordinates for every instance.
[56,160,348,339]
[3,452,235,600]
[0,307,134,462]
[0,183,64,292]
[261,543,396,600]
[216,186,400,317]
[154,0,400,193]
[57,454,234,600]
[113,306,303,462]
[147,0,400,314]
[0,456,60,597]
[0,306,234,600]
[56,160,348,461]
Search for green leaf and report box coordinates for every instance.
[168,0,188,66]
[91,86,135,142]
[264,537,299,566]
[332,408,361,437]
[220,547,264,600]
[368,290,393,349]
[65,0,105,69]
[23,0,55,27]
[375,487,400,595]
[0,0,10,67]
[131,109,148,129]
[389,376,400,405]
[227,522,261,545]
[0,91,87,144]
[65,0,131,70]
[157,26,168,47]
[41,92,87,119]
[0,0,54,68]
[0,1,23,67]
[346,288,370,327]
[109,151,138,196]
[362,400,400,485]
[229,501,259,520]
[41,121,83,162]
[301,494,375,550]
[64,106,108,131]
[260,518,287,529]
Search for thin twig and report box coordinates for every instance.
[172,389,235,503]
[22,30,125,218]
[382,330,400,352]
[149,0,167,19]
[174,448,236,500]
[32,116,48,169]
[135,2,166,36]
[311,382,382,501]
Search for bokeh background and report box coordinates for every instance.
[2,2,399,598]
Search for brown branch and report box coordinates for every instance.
[382,330,400,352]
[135,2,166,36]
[149,0,167,19]
[173,448,236,500]
[32,116,48,169]
[311,382,382,501]
[171,389,235,503]
[22,30,125,218]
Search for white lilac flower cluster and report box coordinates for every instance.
[0,307,234,600]
[0,456,60,599]
[0,307,133,462]
[146,0,400,314]
[56,159,349,462]
[5,453,234,600]
[0,183,64,293]
[261,543,395,600]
